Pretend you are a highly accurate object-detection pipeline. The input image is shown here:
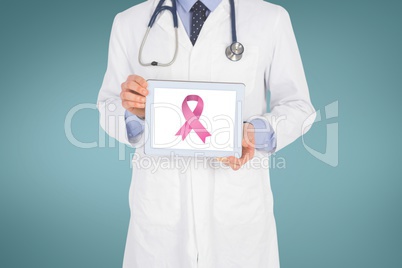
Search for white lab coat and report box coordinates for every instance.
[97,0,315,267]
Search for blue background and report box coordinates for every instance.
[1,0,401,267]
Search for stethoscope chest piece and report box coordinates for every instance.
[226,42,244,61]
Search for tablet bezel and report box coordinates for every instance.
[144,79,244,158]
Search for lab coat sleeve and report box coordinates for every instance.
[97,14,143,147]
[257,7,316,152]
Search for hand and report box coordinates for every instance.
[217,123,255,171]
[120,75,148,118]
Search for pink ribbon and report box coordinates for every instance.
[176,95,211,143]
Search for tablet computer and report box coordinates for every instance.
[144,80,244,157]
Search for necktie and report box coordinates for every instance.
[190,1,208,45]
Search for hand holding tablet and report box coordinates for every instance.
[144,80,245,158]
[120,75,148,118]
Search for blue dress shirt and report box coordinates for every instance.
[125,0,276,152]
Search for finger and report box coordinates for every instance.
[122,100,145,110]
[120,91,146,103]
[226,156,244,167]
[220,156,242,171]
[242,130,255,148]
[216,157,230,166]
[218,147,253,170]
[122,80,148,96]
[229,161,242,170]
[127,75,148,96]
[222,156,240,170]
[237,155,249,167]
[228,147,253,167]
[238,151,251,166]
[242,138,249,148]
[128,74,148,89]
[127,107,145,118]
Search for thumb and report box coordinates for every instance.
[243,127,255,148]
[242,138,250,148]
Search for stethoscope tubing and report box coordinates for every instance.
[138,27,179,67]
[139,0,243,66]
[229,0,237,43]
[148,1,178,28]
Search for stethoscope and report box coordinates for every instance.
[138,0,244,67]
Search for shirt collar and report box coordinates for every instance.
[176,0,222,13]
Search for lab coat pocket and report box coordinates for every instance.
[213,166,267,226]
[210,45,259,97]
[130,160,181,227]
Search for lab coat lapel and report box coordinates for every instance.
[194,0,231,45]
[153,0,236,50]
[155,0,193,51]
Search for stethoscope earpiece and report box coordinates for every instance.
[226,42,244,61]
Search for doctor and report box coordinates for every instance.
[97,0,315,267]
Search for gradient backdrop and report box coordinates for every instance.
[1,0,401,267]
